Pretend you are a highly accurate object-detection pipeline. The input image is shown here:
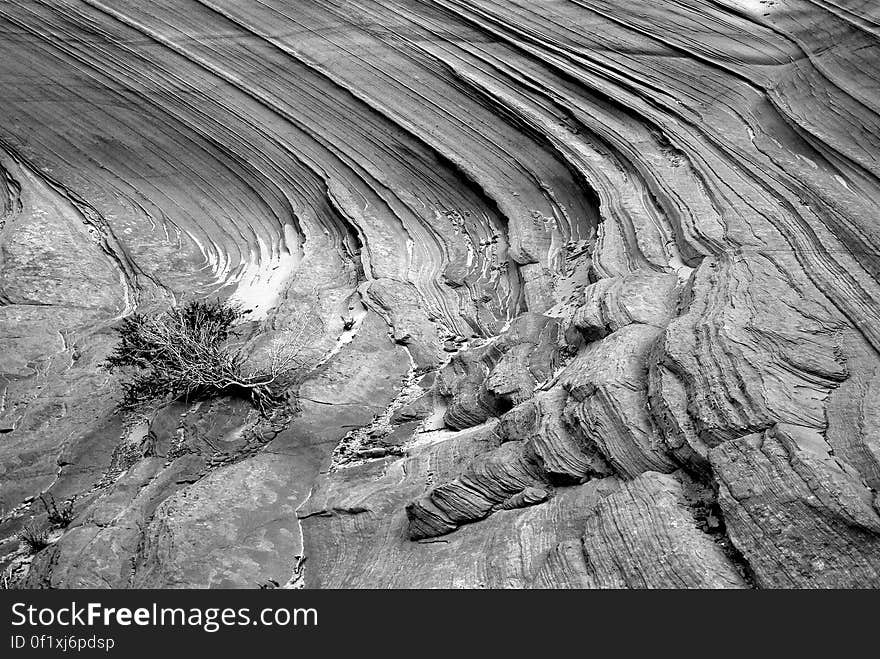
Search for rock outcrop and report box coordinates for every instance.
[710,425,880,588]
[532,472,749,589]
[2,1,880,589]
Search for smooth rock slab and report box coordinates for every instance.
[132,454,302,588]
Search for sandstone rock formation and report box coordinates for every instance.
[2,0,880,588]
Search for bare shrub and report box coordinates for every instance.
[39,494,74,528]
[105,299,318,414]
[18,523,49,554]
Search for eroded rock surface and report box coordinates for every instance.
[2,1,880,588]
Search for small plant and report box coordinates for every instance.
[17,523,49,554]
[39,494,74,528]
[105,299,315,414]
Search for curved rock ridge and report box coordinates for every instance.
[1,1,879,588]
[437,312,564,429]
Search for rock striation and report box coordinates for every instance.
[1,0,880,588]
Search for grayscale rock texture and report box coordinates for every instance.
[1,0,879,589]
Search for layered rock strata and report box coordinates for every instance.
[1,1,879,588]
